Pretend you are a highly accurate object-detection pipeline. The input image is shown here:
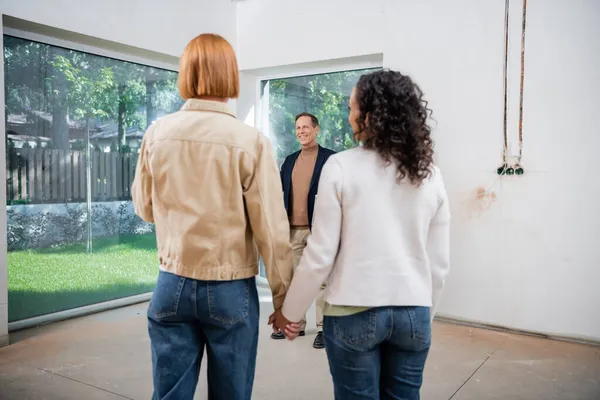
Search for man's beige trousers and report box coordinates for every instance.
[290,227,325,331]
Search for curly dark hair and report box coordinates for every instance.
[354,69,435,186]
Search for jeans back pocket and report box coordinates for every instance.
[330,309,378,349]
[406,307,432,348]
[149,271,186,319]
[208,278,250,325]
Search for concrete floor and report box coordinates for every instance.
[0,292,599,400]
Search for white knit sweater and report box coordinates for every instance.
[281,146,451,322]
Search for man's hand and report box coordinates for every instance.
[268,311,279,334]
[268,309,302,340]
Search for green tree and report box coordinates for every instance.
[144,67,182,128]
[49,47,70,149]
[113,62,144,150]
[3,38,50,116]
[3,38,66,146]
[51,55,115,126]
[4,37,182,154]
[145,67,159,128]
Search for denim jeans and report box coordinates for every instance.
[323,306,431,400]
[147,270,259,400]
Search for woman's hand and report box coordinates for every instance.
[268,309,302,340]
[283,321,303,340]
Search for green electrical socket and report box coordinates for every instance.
[514,164,524,175]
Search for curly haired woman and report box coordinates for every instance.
[273,69,451,399]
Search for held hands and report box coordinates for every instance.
[268,309,303,340]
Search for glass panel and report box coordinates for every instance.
[4,35,181,322]
[260,68,380,165]
[258,68,380,278]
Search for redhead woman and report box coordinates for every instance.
[133,34,293,400]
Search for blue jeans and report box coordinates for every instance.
[323,307,431,400]
[147,271,259,400]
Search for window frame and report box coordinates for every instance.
[253,55,383,133]
[3,26,179,72]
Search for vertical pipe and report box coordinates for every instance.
[518,0,528,162]
[86,116,92,253]
[502,0,510,163]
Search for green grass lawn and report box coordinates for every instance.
[8,234,159,322]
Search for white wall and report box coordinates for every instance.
[384,0,600,342]
[505,0,600,340]
[238,0,600,341]
[0,0,237,58]
[236,0,384,70]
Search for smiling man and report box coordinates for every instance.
[272,112,336,349]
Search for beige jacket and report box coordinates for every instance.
[132,99,292,309]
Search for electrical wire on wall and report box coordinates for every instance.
[482,0,528,206]
[502,0,510,166]
[516,0,527,173]
[497,0,527,177]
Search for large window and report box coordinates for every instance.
[257,68,380,277]
[4,36,182,322]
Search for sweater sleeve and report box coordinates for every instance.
[281,157,343,322]
[428,181,451,321]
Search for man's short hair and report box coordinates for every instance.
[295,112,319,127]
[178,33,239,99]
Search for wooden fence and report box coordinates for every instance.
[6,148,139,204]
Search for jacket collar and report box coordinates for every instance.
[181,99,236,118]
[293,144,322,159]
